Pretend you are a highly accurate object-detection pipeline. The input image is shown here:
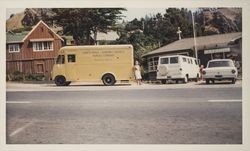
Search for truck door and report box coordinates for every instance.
[65,54,77,81]
[168,56,180,77]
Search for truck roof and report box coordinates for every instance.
[60,44,133,51]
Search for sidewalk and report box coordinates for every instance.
[6,80,242,92]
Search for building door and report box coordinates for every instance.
[37,63,44,74]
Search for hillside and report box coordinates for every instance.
[6,8,242,35]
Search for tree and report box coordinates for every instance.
[51,8,125,45]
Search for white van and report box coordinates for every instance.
[157,55,200,84]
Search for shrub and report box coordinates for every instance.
[25,74,45,81]
[12,71,24,81]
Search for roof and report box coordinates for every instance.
[144,32,242,57]
[60,44,133,51]
[6,20,64,43]
[6,32,27,43]
[91,31,119,41]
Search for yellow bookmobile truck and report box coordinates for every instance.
[51,45,134,86]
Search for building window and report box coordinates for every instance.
[148,57,159,72]
[33,41,53,51]
[8,44,20,53]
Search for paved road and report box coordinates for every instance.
[6,82,242,144]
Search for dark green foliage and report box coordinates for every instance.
[12,26,32,33]
[25,74,45,81]
[50,8,125,45]
[11,71,24,81]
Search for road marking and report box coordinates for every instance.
[208,99,242,102]
[9,122,34,137]
[6,101,31,104]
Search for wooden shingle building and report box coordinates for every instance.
[6,20,64,79]
[143,32,242,80]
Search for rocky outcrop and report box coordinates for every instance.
[6,8,54,31]
[196,8,241,35]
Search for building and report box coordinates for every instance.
[143,32,242,80]
[91,31,119,45]
[6,20,64,79]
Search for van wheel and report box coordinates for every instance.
[102,74,116,86]
[195,74,199,82]
[55,76,66,86]
[161,80,166,84]
[183,76,188,83]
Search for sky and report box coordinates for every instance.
[6,8,167,21]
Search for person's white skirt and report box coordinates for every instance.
[135,70,142,80]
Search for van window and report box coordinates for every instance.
[68,54,76,63]
[182,57,187,62]
[160,58,169,64]
[190,59,193,64]
[187,59,190,64]
[170,57,178,64]
[56,55,65,64]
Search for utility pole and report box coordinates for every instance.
[191,10,198,60]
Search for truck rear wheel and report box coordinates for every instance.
[65,81,71,86]
[102,74,116,86]
[55,76,66,86]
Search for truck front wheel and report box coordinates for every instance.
[102,74,116,86]
[55,75,66,86]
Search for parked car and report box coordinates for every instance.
[157,55,200,84]
[202,59,238,84]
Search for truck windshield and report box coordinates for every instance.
[56,55,65,64]
[208,61,233,68]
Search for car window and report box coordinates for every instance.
[170,57,178,64]
[160,58,169,64]
[195,60,198,65]
[208,61,234,68]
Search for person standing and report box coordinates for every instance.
[134,60,142,85]
[199,65,204,81]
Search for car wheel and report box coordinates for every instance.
[55,76,66,86]
[232,78,236,84]
[206,79,209,84]
[161,80,166,84]
[102,74,116,86]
